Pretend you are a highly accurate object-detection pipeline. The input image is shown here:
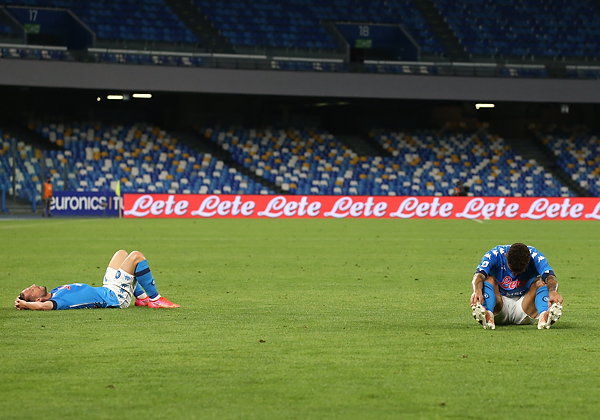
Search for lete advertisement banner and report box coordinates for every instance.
[123,194,600,221]
[52,191,120,216]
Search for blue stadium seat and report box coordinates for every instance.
[433,0,600,59]
[532,124,600,197]
[199,123,573,197]
[1,0,200,45]
[197,0,442,54]
[1,121,275,200]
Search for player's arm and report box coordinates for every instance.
[14,298,54,311]
[471,248,496,306]
[470,272,487,306]
[544,274,563,306]
[531,247,564,307]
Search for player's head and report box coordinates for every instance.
[19,284,48,302]
[506,243,530,275]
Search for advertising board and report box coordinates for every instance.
[123,194,600,221]
[52,191,120,216]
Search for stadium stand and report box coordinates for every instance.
[3,119,594,207]
[201,123,573,197]
[0,44,71,60]
[532,124,600,197]
[196,0,444,54]
[0,42,556,77]
[2,1,600,210]
[0,6,21,40]
[433,0,600,59]
[0,0,199,45]
[566,64,600,79]
[365,61,438,75]
[0,129,44,204]
[371,125,571,197]
[4,0,600,79]
[90,49,206,66]
[1,122,275,204]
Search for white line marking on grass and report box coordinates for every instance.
[0,219,96,229]
[472,219,484,224]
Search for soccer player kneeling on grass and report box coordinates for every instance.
[470,243,563,330]
[15,250,179,310]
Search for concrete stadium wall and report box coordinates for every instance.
[1,58,600,103]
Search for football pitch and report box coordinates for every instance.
[1,217,599,419]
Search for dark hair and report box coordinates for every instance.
[18,292,34,302]
[507,243,530,274]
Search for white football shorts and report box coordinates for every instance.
[494,294,539,325]
[103,267,137,309]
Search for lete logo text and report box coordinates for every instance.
[123,194,600,220]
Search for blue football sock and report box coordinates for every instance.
[134,260,159,299]
[482,281,496,313]
[133,283,146,299]
[535,285,549,316]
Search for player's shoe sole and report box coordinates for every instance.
[537,302,562,329]
[472,303,495,330]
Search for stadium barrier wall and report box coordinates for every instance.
[2,59,600,103]
[51,191,120,216]
[123,194,600,221]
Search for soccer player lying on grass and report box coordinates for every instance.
[470,242,563,330]
[14,250,179,310]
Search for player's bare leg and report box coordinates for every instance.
[103,250,129,291]
[120,251,179,308]
[119,250,146,274]
[108,250,128,270]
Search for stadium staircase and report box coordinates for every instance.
[0,6,21,42]
[3,122,61,153]
[412,0,469,61]
[172,130,286,194]
[164,0,233,53]
[2,195,39,215]
[504,136,591,197]
[335,135,393,158]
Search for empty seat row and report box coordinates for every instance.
[531,124,600,196]
[0,122,275,204]
[197,0,444,54]
[1,0,199,45]
[202,123,574,197]
[434,0,600,59]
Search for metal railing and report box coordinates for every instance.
[1,42,600,80]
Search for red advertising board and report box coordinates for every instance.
[123,194,600,220]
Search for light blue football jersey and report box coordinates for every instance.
[475,245,555,298]
[49,283,119,310]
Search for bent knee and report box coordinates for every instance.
[128,250,146,262]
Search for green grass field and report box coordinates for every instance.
[1,218,599,420]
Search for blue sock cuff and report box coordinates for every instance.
[482,282,496,312]
[535,285,549,316]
